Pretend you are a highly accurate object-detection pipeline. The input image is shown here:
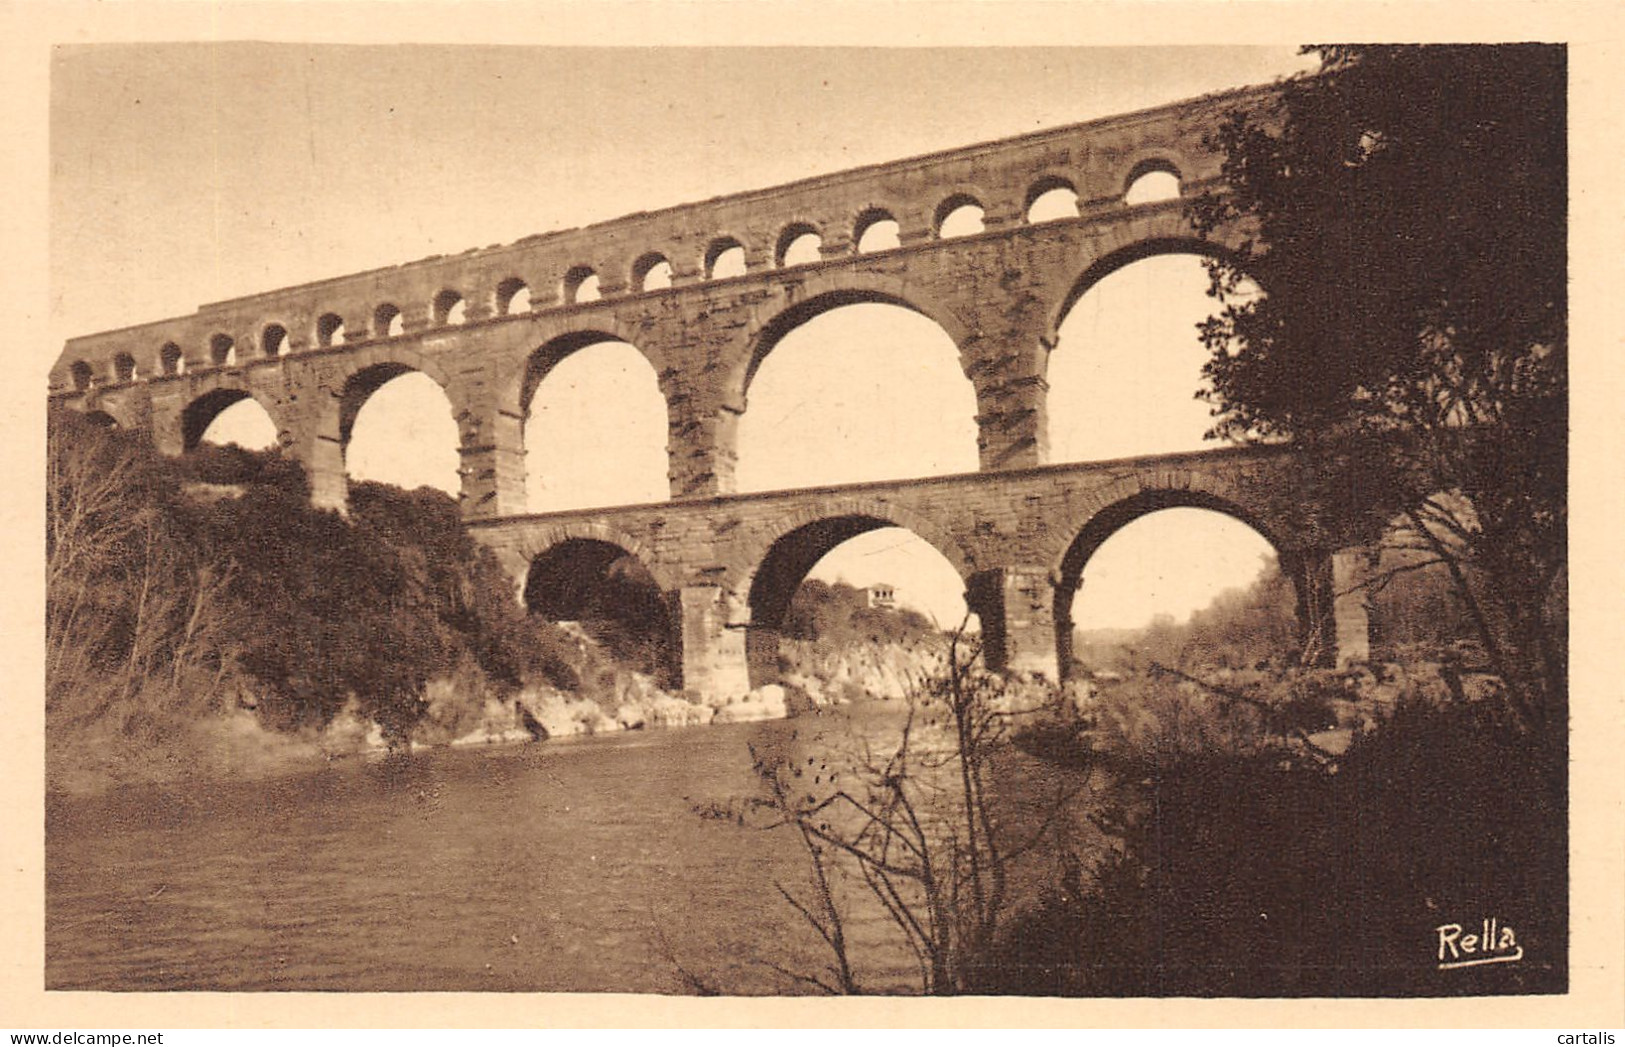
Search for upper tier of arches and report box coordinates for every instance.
[55,85,1269,392]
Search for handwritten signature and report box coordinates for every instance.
[1436,917,1522,969]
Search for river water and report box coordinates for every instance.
[47,703,1087,994]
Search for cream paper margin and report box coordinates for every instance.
[1,0,1619,1030]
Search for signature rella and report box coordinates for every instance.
[1435,918,1522,969]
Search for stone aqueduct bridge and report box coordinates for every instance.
[50,84,1385,697]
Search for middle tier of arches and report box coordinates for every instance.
[114,207,1250,519]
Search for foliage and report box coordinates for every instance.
[1075,543,1478,684]
[47,413,234,713]
[735,633,1086,994]
[781,579,937,647]
[1102,560,1300,674]
[1190,45,1567,780]
[46,412,568,779]
[1057,693,1567,996]
[555,555,677,682]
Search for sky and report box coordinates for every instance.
[50,43,1318,632]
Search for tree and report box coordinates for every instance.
[1191,45,1567,781]
[736,632,1084,994]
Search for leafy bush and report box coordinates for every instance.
[782,579,936,647]
[998,691,1566,996]
[46,411,579,785]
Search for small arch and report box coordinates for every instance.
[374,303,404,338]
[262,324,290,357]
[1026,177,1080,223]
[776,223,822,267]
[495,278,531,315]
[112,352,137,384]
[564,266,600,304]
[209,334,236,367]
[934,195,985,239]
[159,342,185,376]
[316,313,346,347]
[632,252,672,292]
[433,289,466,326]
[855,208,900,254]
[705,238,747,280]
[70,361,93,391]
[1124,159,1182,205]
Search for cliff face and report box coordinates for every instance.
[776,638,948,706]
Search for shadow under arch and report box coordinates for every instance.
[737,279,971,401]
[180,387,284,452]
[1051,487,1308,678]
[67,396,136,431]
[519,520,678,593]
[523,535,678,686]
[739,505,971,688]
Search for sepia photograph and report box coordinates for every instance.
[12,4,1620,1029]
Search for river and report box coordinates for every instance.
[46,702,1092,994]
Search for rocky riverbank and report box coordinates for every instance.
[422,635,955,745]
[46,636,957,796]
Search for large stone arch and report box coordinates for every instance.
[512,520,679,595]
[730,497,970,688]
[329,347,458,447]
[1047,474,1290,586]
[498,315,661,422]
[499,324,671,515]
[1046,474,1311,676]
[66,394,140,433]
[731,496,972,608]
[517,525,681,686]
[172,379,292,453]
[1042,214,1251,345]
[284,347,463,512]
[734,272,973,407]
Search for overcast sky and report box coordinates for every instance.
[50,43,1316,630]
